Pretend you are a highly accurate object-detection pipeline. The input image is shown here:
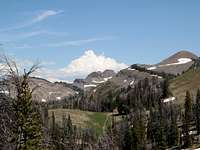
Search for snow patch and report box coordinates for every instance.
[104,76,112,81]
[130,80,135,85]
[84,84,97,88]
[41,99,47,102]
[92,80,105,84]
[56,97,61,100]
[0,90,9,94]
[150,75,162,79]
[160,58,192,67]
[92,76,112,84]
[147,58,192,70]
[127,68,135,71]
[163,97,176,103]
[147,66,157,70]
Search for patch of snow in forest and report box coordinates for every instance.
[130,80,135,85]
[163,97,176,103]
[150,75,162,79]
[41,99,47,102]
[0,90,9,94]
[56,97,61,100]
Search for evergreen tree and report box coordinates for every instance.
[183,91,192,148]
[156,99,167,150]
[62,114,74,150]
[12,73,42,150]
[168,108,179,147]
[157,118,167,150]
[124,110,146,150]
[162,78,171,99]
[50,111,64,150]
[196,89,200,135]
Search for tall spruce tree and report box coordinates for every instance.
[12,71,42,150]
[157,99,167,150]
[162,78,171,99]
[196,89,200,135]
[50,111,64,150]
[183,91,192,148]
[168,104,179,147]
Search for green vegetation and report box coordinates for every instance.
[48,109,111,136]
[170,68,200,104]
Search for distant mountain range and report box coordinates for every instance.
[2,50,198,103]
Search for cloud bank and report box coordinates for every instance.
[5,50,127,82]
[60,50,128,79]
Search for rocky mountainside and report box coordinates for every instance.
[74,50,199,105]
[2,50,197,103]
[1,77,76,102]
[146,50,198,75]
[73,69,116,90]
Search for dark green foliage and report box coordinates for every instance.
[157,101,167,150]
[124,110,146,150]
[162,78,172,99]
[167,104,179,147]
[196,89,200,135]
[50,111,64,150]
[183,91,192,148]
[12,74,42,150]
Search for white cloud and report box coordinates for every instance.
[1,50,127,83]
[60,50,128,78]
[31,10,63,23]
[47,37,115,47]
[0,10,63,32]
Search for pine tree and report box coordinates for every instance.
[50,111,64,150]
[183,91,192,148]
[157,118,167,150]
[162,78,171,99]
[196,89,200,135]
[12,73,42,150]
[124,110,146,150]
[157,99,167,150]
[168,108,179,147]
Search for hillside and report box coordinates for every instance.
[1,77,76,102]
[169,68,200,104]
[148,50,198,75]
[48,109,113,136]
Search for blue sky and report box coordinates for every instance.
[0,0,200,81]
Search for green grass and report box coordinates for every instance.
[86,112,111,136]
[48,109,111,137]
[169,68,200,104]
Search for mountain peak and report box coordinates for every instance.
[159,50,198,65]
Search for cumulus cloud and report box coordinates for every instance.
[60,50,128,78]
[2,50,127,82]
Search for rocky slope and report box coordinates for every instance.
[1,77,76,102]
[147,50,198,75]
